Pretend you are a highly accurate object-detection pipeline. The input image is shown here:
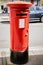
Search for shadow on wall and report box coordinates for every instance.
[0,21,10,24]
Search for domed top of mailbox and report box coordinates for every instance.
[7,1,32,9]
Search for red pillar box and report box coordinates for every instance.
[7,1,32,64]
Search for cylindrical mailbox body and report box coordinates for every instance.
[7,1,32,64]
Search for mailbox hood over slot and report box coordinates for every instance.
[7,1,32,9]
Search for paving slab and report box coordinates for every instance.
[0,54,43,65]
[0,50,43,65]
[7,54,43,65]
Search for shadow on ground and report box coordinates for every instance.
[0,54,43,65]
[0,21,9,24]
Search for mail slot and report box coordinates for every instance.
[7,1,32,64]
[16,13,27,16]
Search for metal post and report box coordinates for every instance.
[1,51,7,65]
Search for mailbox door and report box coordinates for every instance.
[10,9,29,52]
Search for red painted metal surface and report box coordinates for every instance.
[7,1,32,52]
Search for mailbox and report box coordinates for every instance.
[7,1,32,64]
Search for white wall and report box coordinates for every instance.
[0,23,10,48]
[29,23,43,51]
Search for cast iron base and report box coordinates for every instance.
[10,50,28,64]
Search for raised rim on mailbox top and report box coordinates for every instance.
[7,1,32,9]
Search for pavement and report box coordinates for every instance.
[0,50,43,65]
